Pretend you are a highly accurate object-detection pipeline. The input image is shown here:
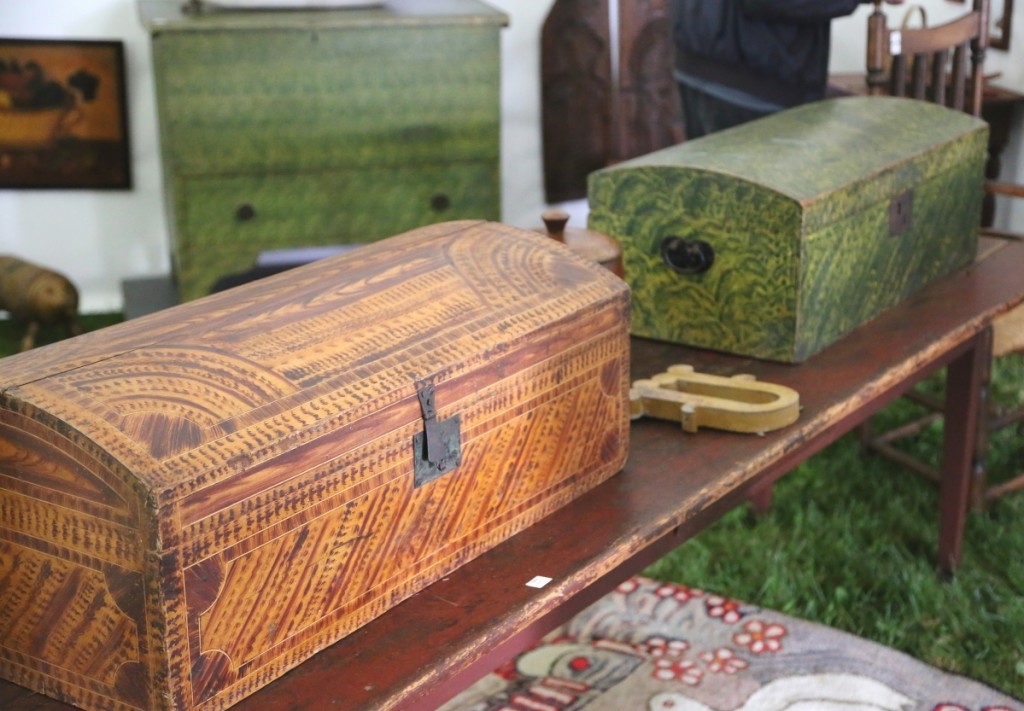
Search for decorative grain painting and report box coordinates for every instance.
[0,38,131,189]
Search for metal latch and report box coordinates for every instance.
[889,189,914,236]
[413,382,462,487]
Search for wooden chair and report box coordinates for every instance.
[860,0,1024,509]
[865,0,988,114]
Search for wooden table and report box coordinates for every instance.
[4,237,1024,711]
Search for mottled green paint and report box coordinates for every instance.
[173,162,499,297]
[588,97,988,362]
[140,0,505,301]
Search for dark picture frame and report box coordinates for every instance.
[0,38,131,189]
[991,0,1015,50]
[948,0,1014,50]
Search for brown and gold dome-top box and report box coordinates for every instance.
[0,221,631,710]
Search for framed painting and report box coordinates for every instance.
[991,0,1014,50]
[0,38,131,189]
[947,0,1014,50]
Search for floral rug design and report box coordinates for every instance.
[441,576,1022,711]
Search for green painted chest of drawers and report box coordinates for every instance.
[139,0,507,301]
[588,96,989,363]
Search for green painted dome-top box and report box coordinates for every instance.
[587,96,988,362]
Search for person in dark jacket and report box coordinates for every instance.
[671,0,903,138]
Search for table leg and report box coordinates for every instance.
[937,327,993,575]
[747,481,773,512]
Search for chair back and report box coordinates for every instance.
[866,0,990,116]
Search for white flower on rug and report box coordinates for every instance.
[733,619,787,654]
[705,595,744,624]
[648,673,914,710]
[699,647,749,675]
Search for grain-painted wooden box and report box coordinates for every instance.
[0,221,631,711]
[138,0,507,301]
[588,96,988,362]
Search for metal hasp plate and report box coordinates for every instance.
[413,382,463,487]
[630,364,800,434]
[889,189,914,236]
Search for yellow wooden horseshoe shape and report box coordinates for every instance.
[630,364,800,434]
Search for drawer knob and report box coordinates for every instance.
[430,193,451,212]
[889,189,914,236]
[661,236,714,275]
[235,203,256,222]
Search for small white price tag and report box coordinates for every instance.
[526,575,552,589]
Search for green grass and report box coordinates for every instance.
[3,313,1023,699]
[646,354,1024,700]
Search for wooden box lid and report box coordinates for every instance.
[589,97,987,233]
[0,220,627,509]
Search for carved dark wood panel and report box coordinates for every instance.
[616,0,685,162]
[541,0,683,203]
[541,0,613,203]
